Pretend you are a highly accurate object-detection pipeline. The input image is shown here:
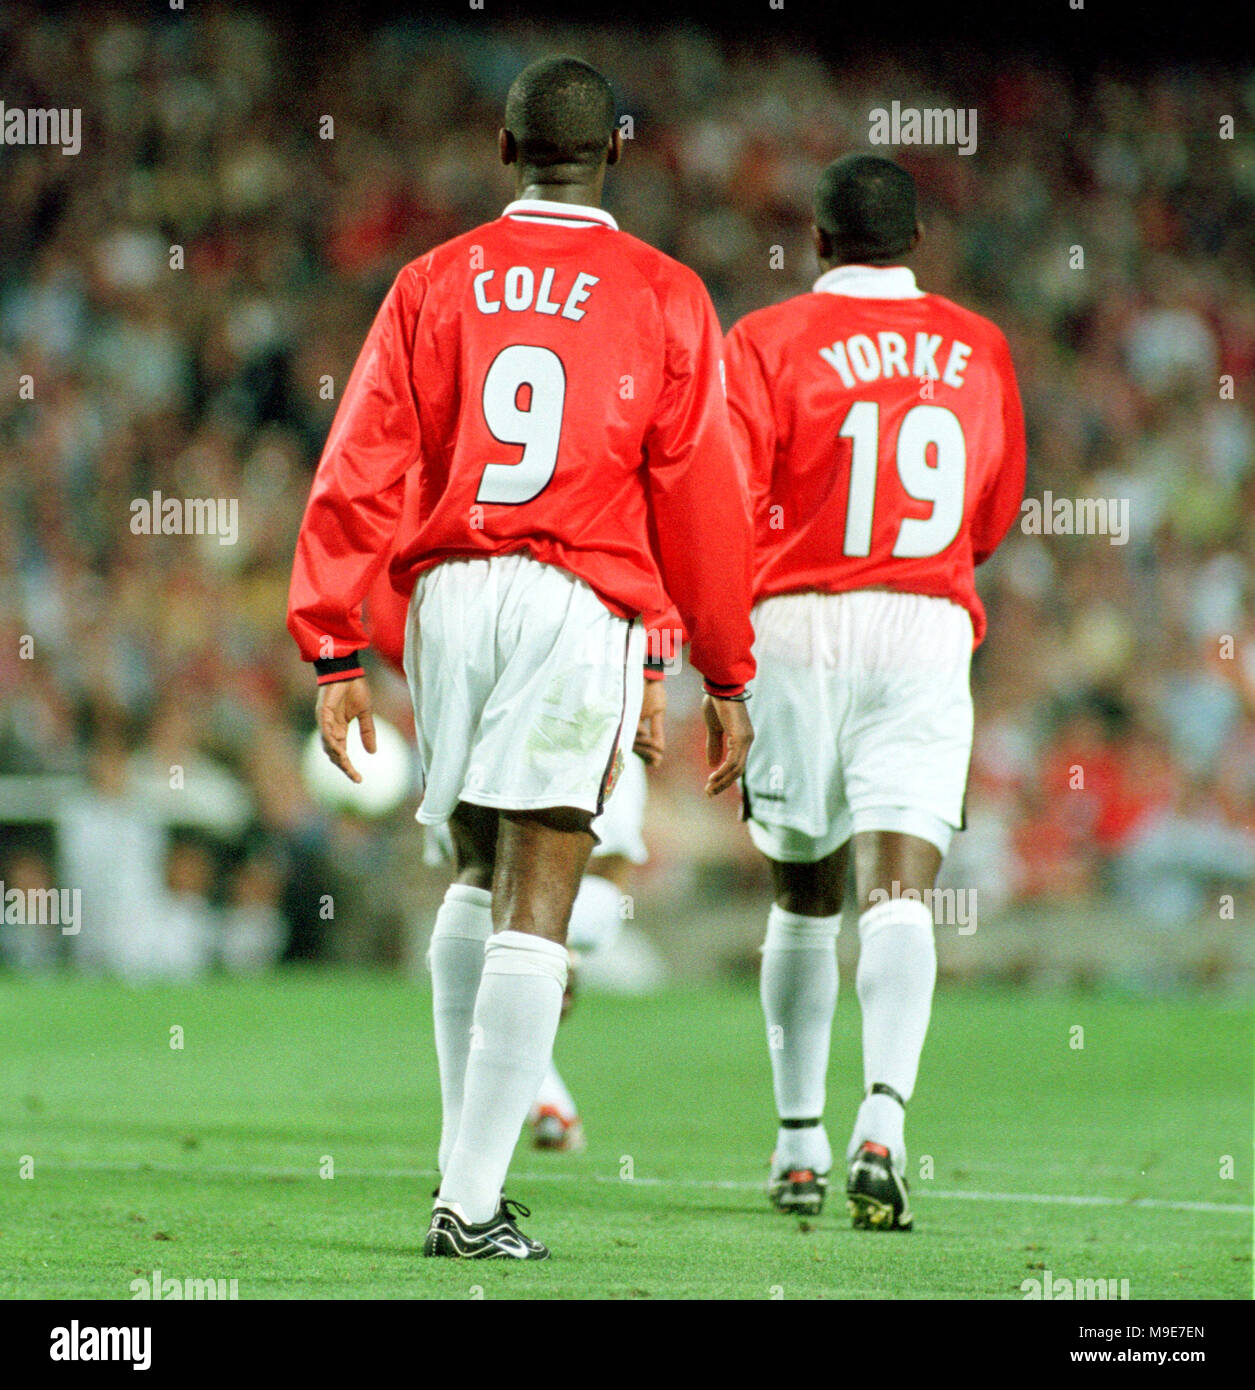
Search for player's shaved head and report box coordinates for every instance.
[814,154,918,265]
[503,56,617,173]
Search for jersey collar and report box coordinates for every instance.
[502,199,618,231]
[813,264,924,299]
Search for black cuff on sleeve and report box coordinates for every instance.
[314,653,366,680]
[702,680,749,701]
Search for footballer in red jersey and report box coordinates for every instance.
[363,518,669,1158]
[287,57,754,1260]
[724,155,1025,1230]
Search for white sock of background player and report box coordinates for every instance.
[848,897,937,1172]
[532,1060,579,1122]
[440,932,568,1223]
[760,904,840,1176]
[565,872,624,954]
[428,884,492,1174]
[532,872,624,1123]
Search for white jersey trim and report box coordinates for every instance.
[812,264,924,299]
[502,198,618,231]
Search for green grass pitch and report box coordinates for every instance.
[0,973,1250,1299]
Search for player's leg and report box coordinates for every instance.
[449,801,498,891]
[567,746,646,957]
[758,847,847,1214]
[428,801,497,1174]
[531,747,648,1151]
[434,808,593,1230]
[405,560,503,1179]
[742,592,849,1215]
[530,1058,583,1150]
[420,554,644,1257]
[529,853,629,1153]
[838,588,973,1231]
[844,827,944,1230]
[567,853,631,952]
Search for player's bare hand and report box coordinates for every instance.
[316,676,376,784]
[633,678,666,767]
[702,694,753,797]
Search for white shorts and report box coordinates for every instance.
[404,553,644,826]
[420,746,648,863]
[592,744,649,863]
[743,589,974,862]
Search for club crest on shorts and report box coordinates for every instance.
[603,746,625,800]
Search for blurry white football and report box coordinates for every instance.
[301,714,416,818]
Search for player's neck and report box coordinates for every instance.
[820,257,904,273]
[515,172,605,209]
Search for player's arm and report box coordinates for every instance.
[316,677,376,784]
[633,675,666,767]
[634,602,683,767]
[642,600,685,677]
[642,271,756,794]
[971,331,1027,565]
[287,265,426,777]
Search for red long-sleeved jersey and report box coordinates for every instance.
[724,264,1025,645]
[364,527,685,682]
[287,199,754,695]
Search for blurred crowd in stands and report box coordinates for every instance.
[2,6,1253,974]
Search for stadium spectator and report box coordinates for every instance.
[2,8,1251,967]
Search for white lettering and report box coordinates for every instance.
[473,271,500,314]
[847,334,881,383]
[942,340,972,388]
[561,272,598,321]
[913,332,943,378]
[878,331,910,378]
[503,265,534,311]
[535,266,561,315]
[819,341,856,388]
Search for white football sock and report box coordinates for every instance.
[532,1060,578,1122]
[564,873,624,954]
[439,931,568,1224]
[773,1122,832,1177]
[848,897,937,1169]
[760,905,840,1173]
[427,883,492,1174]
